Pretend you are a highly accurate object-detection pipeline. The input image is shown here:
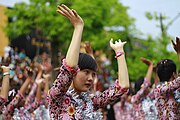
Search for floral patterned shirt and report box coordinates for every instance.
[2,88,40,120]
[48,59,128,120]
[34,105,50,120]
[131,78,151,120]
[0,96,7,112]
[174,88,180,103]
[24,82,37,107]
[33,92,49,119]
[13,98,40,119]
[16,82,41,119]
[24,82,48,107]
[24,82,48,119]
[2,91,24,120]
[154,77,180,120]
[40,92,48,106]
[113,94,133,120]
[142,89,158,120]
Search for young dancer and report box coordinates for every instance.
[153,37,180,119]
[48,4,129,120]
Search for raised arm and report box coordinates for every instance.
[171,37,180,63]
[43,74,50,107]
[141,57,153,83]
[48,5,84,100]
[0,66,10,100]
[43,74,50,94]
[24,64,43,107]
[57,4,84,67]
[35,78,44,102]
[0,66,10,110]
[84,42,95,59]
[131,58,153,103]
[24,82,37,107]
[19,67,33,95]
[109,38,129,88]
[153,65,159,86]
[25,78,44,113]
[34,62,43,81]
[92,38,129,109]
[2,66,33,119]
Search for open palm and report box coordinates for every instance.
[109,38,126,51]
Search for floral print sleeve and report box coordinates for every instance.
[39,92,48,106]
[26,98,41,113]
[147,89,155,100]
[48,59,79,100]
[48,59,79,118]
[154,77,180,119]
[92,80,128,109]
[2,91,24,119]
[113,95,133,120]
[0,96,7,111]
[155,77,180,96]
[131,78,151,104]
[24,83,37,107]
[174,88,180,103]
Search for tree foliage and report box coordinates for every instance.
[5,0,134,50]
[5,0,178,82]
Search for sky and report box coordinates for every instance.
[120,0,180,38]
[0,0,180,39]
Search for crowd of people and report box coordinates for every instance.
[0,4,180,120]
[0,46,52,119]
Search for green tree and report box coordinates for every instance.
[6,0,179,82]
[5,0,135,74]
[127,12,180,82]
[5,0,134,49]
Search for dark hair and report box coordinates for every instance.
[156,59,176,82]
[134,77,144,94]
[78,53,97,71]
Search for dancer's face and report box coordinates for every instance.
[72,69,97,93]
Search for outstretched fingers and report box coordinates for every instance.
[35,78,44,84]
[171,37,180,52]
[57,4,84,27]
[115,41,118,44]
[118,39,126,45]
[109,38,114,47]
[109,38,127,46]
[171,39,176,46]
[176,37,180,44]
[56,9,66,16]
[61,4,75,17]
[72,9,78,17]
[57,4,74,18]
[140,57,152,66]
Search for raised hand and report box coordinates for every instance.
[171,37,180,53]
[84,42,93,54]
[109,38,129,88]
[35,78,44,84]
[43,74,50,80]
[1,66,10,73]
[57,4,84,27]
[140,57,153,66]
[153,64,157,73]
[172,37,180,63]
[109,38,126,52]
